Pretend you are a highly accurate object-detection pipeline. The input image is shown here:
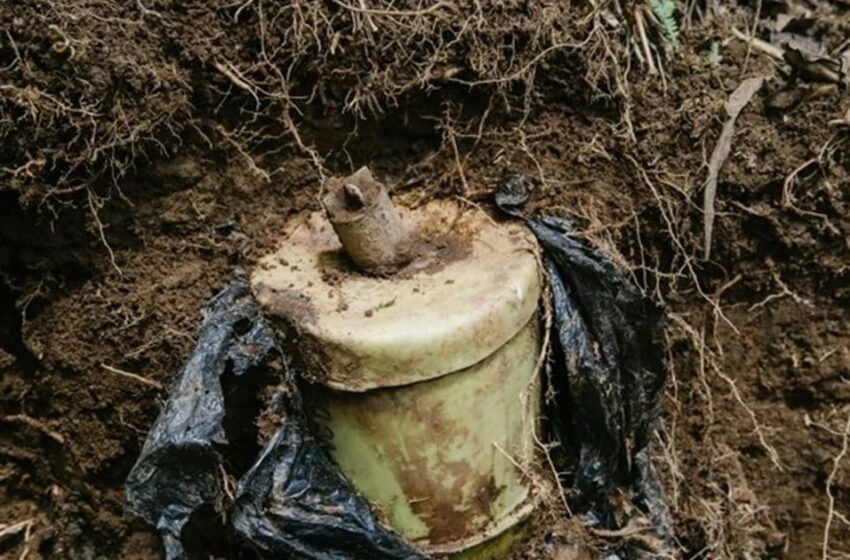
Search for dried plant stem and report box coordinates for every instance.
[101,363,164,390]
[822,408,850,560]
[330,0,453,18]
[2,414,65,445]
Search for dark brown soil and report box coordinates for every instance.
[2,1,850,559]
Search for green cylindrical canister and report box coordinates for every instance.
[252,199,542,556]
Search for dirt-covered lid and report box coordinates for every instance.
[251,199,541,391]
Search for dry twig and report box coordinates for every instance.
[101,363,164,390]
[820,408,850,560]
[0,518,34,540]
[703,77,764,260]
[2,414,65,444]
[0,517,35,560]
[731,27,783,60]
[329,0,453,17]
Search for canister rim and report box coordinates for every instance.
[252,199,542,391]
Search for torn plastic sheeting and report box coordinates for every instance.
[229,366,425,560]
[496,174,671,541]
[125,280,424,560]
[124,282,276,560]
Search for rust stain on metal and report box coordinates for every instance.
[253,282,318,326]
[339,389,506,545]
[395,453,506,544]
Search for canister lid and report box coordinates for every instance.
[251,199,541,391]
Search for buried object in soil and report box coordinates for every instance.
[251,184,543,554]
[125,170,669,558]
[124,281,422,560]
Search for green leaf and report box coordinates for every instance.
[650,0,681,50]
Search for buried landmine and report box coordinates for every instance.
[126,169,668,559]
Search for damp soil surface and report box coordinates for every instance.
[2,1,850,559]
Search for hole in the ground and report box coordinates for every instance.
[89,441,143,487]
[783,386,818,410]
[0,190,99,371]
[0,532,24,558]
[37,536,55,557]
[0,277,37,371]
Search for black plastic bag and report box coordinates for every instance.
[496,174,671,542]
[229,364,424,560]
[125,282,275,560]
[125,280,423,560]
